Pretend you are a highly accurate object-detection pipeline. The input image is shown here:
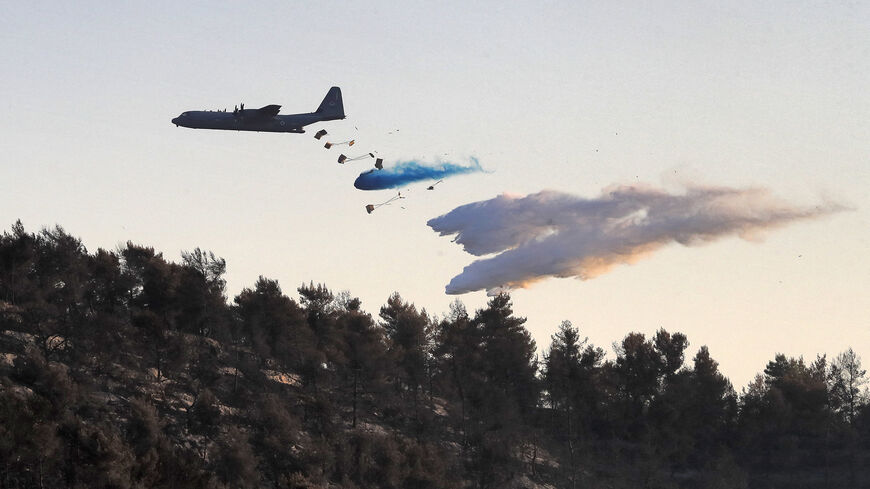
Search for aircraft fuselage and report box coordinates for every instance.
[171,111,333,133]
[171,86,345,134]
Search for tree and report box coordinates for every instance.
[473,294,538,421]
[122,243,186,380]
[250,395,305,485]
[0,220,38,305]
[57,417,134,489]
[828,348,868,487]
[84,248,131,315]
[0,224,95,359]
[212,427,259,489]
[542,320,604,488]
[614,333,662,420]
[466,294,538,487]
[188,388,221,436]
[685,346,737,466]
[543,321,584,413]
[122,243,181,329]
[297,282,342,393]
[0,374,62,488]
[126,397,179,488]
[234,277,313,370]
[178,248,229,338]
[653,329,688,380]
[830,348,867,423]
[738,354,832,479]
[338,303,388,428]
[379,293,431,426]
[434,300,478,446]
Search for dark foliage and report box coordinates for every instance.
[0,222,867,488]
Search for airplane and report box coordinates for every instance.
[171,86,344,133]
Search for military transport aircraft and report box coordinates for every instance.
[171,87,344,133]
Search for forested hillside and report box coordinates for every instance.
[1,222,868,488]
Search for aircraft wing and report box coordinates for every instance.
[254,104,281,118]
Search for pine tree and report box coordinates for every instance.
[379,293,430,427]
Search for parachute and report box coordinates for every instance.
[324,139,354,149]
[338,153,375,164]
[364,192,405,214]
[314,129,328,140]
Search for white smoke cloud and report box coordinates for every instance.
[427,184,847,295]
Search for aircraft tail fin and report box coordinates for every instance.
[316,87,345,120]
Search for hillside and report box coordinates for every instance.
[1,222,868,489]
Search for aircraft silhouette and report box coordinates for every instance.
[171,87,344,133]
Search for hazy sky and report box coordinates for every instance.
[2,1,868,388]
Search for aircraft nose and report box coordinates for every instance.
[171,117,179,125]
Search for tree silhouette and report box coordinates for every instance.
[2,221,869,488]
[542,320,604,488]
[830,348,867,423]
[380,293,431,428]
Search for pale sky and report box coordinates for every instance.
[2,1,868,388]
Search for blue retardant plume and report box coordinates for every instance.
[354,158,484,190]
